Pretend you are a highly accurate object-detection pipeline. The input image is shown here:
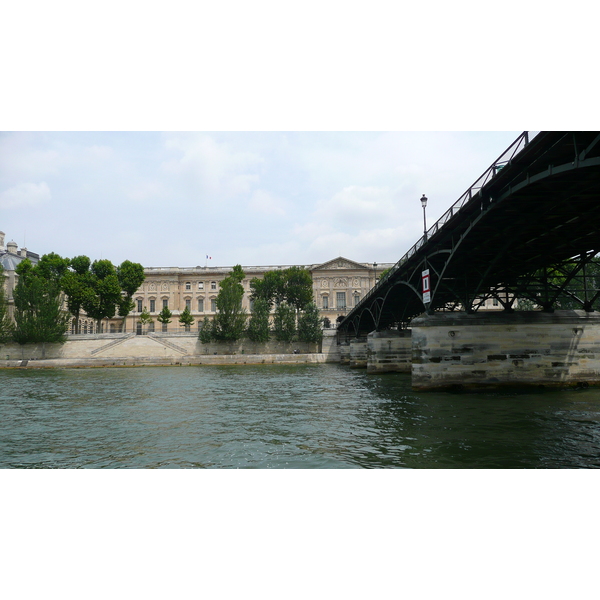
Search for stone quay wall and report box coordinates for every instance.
[0,329,340,368]
[411,310,600,391]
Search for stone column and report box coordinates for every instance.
[411,310,600,391]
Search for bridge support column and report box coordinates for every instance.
[349,338,368,368]
[411,310,600,391]
[339,341,351,366]
[367,330,412,374]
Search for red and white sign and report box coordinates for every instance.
[422,269,431,304]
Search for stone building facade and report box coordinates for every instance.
[117,257,393,333]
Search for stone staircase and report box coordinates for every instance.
[147,334,188,355]
[91,333,136,355]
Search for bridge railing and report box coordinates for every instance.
[348,131,541,315]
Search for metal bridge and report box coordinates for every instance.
[338,131,600,338]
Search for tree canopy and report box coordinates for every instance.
[80,260,122,330]
[117,260,146,330]
[247,297,270,343]
[212,265,247,341]
[297,302,323,344]
[179,305,194,331]
[250,266,313,311]
[12,257,70,345]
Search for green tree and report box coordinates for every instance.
[297,302,323,344]
[37,252,71,283]
[12,258,70,351]
[282,266,313,312]
[81,259,122,332]
[273,301,296,342]
[250,270,285,309]
[0,264,13,343]
[198,316,214,344]
[61,255,91,334]
[247,297,270,343]
[213,265,247,341]
[138,306,153,333]
[157,305,172,332]
[179,305,194,331]
[249,267,313,312]
[117,260,145,332]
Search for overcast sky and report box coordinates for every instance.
[2,4,593,272]
[0,131,521,268]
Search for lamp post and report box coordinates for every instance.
[420,194,428,241]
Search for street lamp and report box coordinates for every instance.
[420,194,428,241]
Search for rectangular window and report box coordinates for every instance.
[211,299,217,312]
[150,299,156,312]
[185,299,191,311]
[198,298,204,312]
[322,296,329,309]
[163,299,168,309]
[185,282,191,290]
[137,299,143,312]
[211,281,217,290]
[354,294,360,307]
[336,292,346,309]
[198,282,204,290]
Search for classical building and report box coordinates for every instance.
[0,225,520,336]
[117,257,394,333]
[0,231,40,320]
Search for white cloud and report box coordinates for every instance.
[84,145,113,161]
[0,181,51,209]
[161,133,263,198]
[248,189,286,216]
[127,181,164,202]
[314,185,400,228]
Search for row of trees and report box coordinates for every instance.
[137,304,195,331]
[198,265,323,344]
[0,253,145,345]
[1,258,325,347]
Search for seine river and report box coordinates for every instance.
[2,364,600,468]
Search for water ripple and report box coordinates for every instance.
[2,365,600,468]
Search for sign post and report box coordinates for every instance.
[422,269,431,304]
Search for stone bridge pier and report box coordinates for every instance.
[366,330,412,373]
[349,337,368,368]
[410,310,600,391]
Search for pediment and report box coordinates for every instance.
[311,256,371,272]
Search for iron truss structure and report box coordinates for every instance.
[338,131,600,339]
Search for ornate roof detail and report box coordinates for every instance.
[311,256,371,272]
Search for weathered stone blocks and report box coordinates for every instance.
[411,310,600,391]
[366,329,412,373]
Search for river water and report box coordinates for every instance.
[2,364,600,468]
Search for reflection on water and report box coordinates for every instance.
[2,364,600,468]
